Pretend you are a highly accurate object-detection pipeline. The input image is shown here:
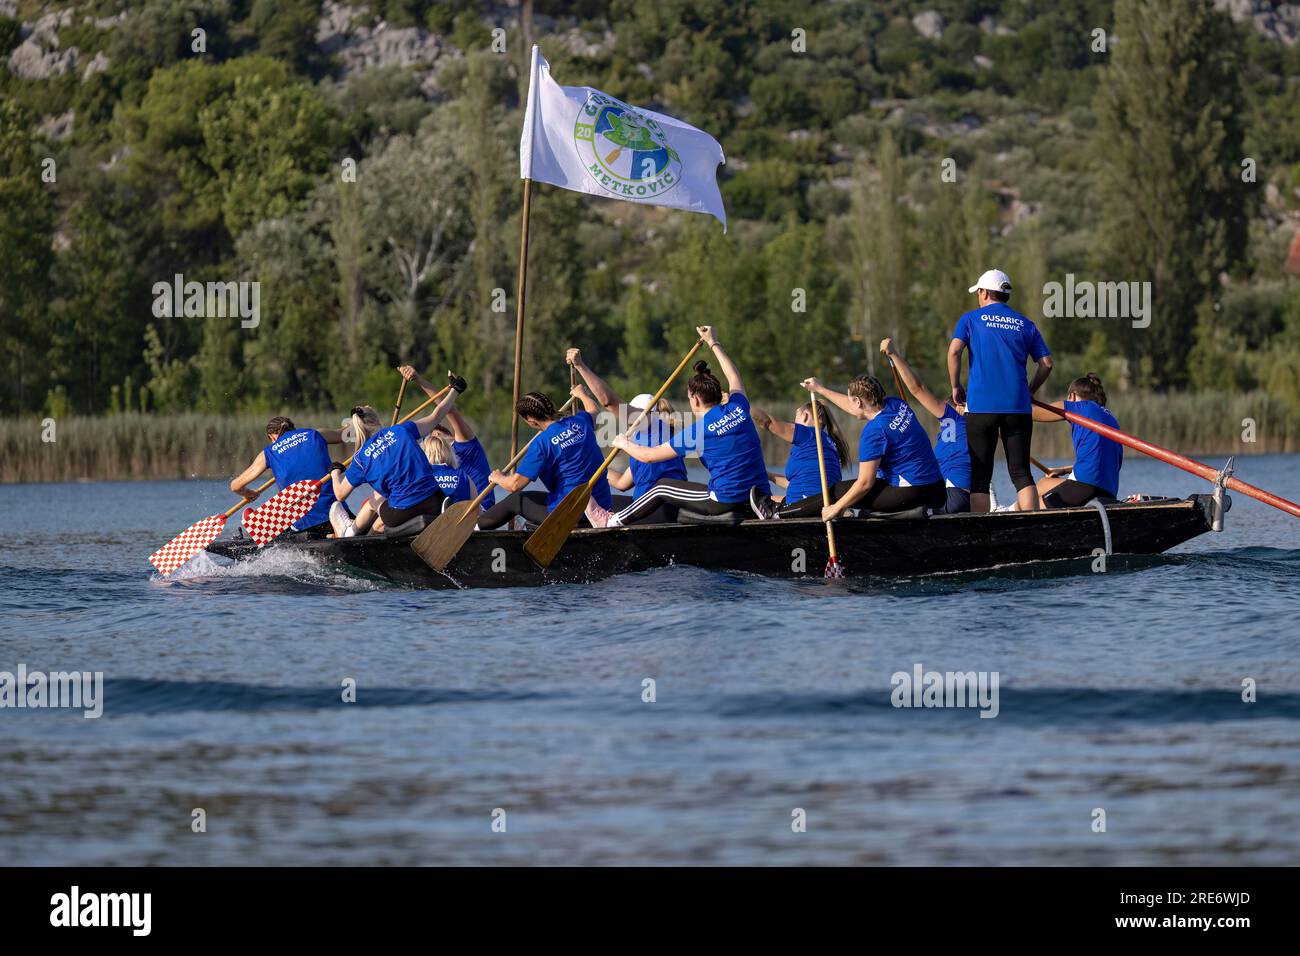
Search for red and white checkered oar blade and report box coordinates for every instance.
[149,514,228,576]
[242,480,321,545]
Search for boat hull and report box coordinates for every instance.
[203,495,1219,589]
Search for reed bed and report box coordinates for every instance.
[1,392,1295,484]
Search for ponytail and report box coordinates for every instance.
[1068,372,1108,406]
[800,400,849,467]
[349,404,382,456]
[687,361,723,405]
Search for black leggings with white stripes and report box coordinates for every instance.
[777,478,946,517]
[612,479,747,525]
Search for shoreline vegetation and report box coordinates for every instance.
[3,391,1294,484]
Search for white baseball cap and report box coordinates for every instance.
[629,393,655,410]
[968,268,1013,295]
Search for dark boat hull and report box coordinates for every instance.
[203,495,1219,589]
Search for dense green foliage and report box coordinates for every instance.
[3,0,1298,442]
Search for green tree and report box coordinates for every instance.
[1092,0,1252,389]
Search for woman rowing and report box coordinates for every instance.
[328,370,465,536]
[747,399,847,515]
[400,364,494,511]
[880,337,971,513]
[474,384,612,530]
[768,372,946,520]
[589,326,770,527]
[566,347,688,523]
[1031,372,1123,508]
[230,416,349,539]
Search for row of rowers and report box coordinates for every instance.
[229,269,1125,539]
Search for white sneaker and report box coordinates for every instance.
[330,501,357,538]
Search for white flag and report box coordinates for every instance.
[519,45,727,230]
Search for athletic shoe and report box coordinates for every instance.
[330,501,356,538]
[585,499,613,528]
[749,486,778,520]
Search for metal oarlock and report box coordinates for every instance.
[1211,456,1235,533]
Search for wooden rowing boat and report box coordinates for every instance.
[203,494,1222,589]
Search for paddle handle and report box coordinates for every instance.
[887,355,906,401]
[587,339,706,490]
[222,476,277,518]
[391,377,409,426]
[1030,455,1051,475]
[1032,399,1300,519]
[810,391,838,560]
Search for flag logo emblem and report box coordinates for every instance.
[574,92,682,199]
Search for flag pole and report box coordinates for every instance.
[511,177,532,458]
[511,45,542,458]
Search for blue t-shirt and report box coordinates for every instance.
[858,397,944,488]
[784,423,843,504]
[932,403,971,490]
[429,464,473,503]
[1064,399,1123,497]
[953,303,1051,414]
[343,421,442,510]
[452,436,495,510]
[670,392,770,502]
[517,410,612,511]
[628,417,688,500]
[264,428,336,531]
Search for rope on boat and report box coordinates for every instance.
[1089,499,1113,556]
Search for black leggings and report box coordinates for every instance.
[1043,479,1110,509]
[966,412,1034,494]
[609,494,677,526]
[379,491,447,527]
[476,490,555,529]
[613,479,746,524]
[778,478,946,517]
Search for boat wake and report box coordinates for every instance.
[154,547,388,593]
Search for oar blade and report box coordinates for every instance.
[410,501,480,571]
[242,480,321,545]
[522,485,591,569]
[149,514,228,575]
[824,556,845,579]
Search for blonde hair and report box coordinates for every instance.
[349,405,383,456]
[421,428,459,468]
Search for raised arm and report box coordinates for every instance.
[444,408,475,443]
[230,451,269,500]
[567,348,619,412]
[413,373,463,438]
[570,382,600,416]
[750,404,796,444]
[881,338,948,419]
[698,326,744,395]
[800,377,865,421]
[1032,398,1067,423]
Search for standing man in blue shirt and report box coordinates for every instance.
[948,269,1054,513]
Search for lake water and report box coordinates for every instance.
[1,455,1298,865]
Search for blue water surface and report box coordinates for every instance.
[1,456,1298,865]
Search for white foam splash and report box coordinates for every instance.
[153,546,384,591]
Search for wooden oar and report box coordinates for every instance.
[1032,398,1300,519]
[886,355,906,400]
[523,339,707,569]
[236,386,452,547]
[391,376,409,426]
[810,392,844,579]
[1030,455,1052,475]
[411,397,578,572]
